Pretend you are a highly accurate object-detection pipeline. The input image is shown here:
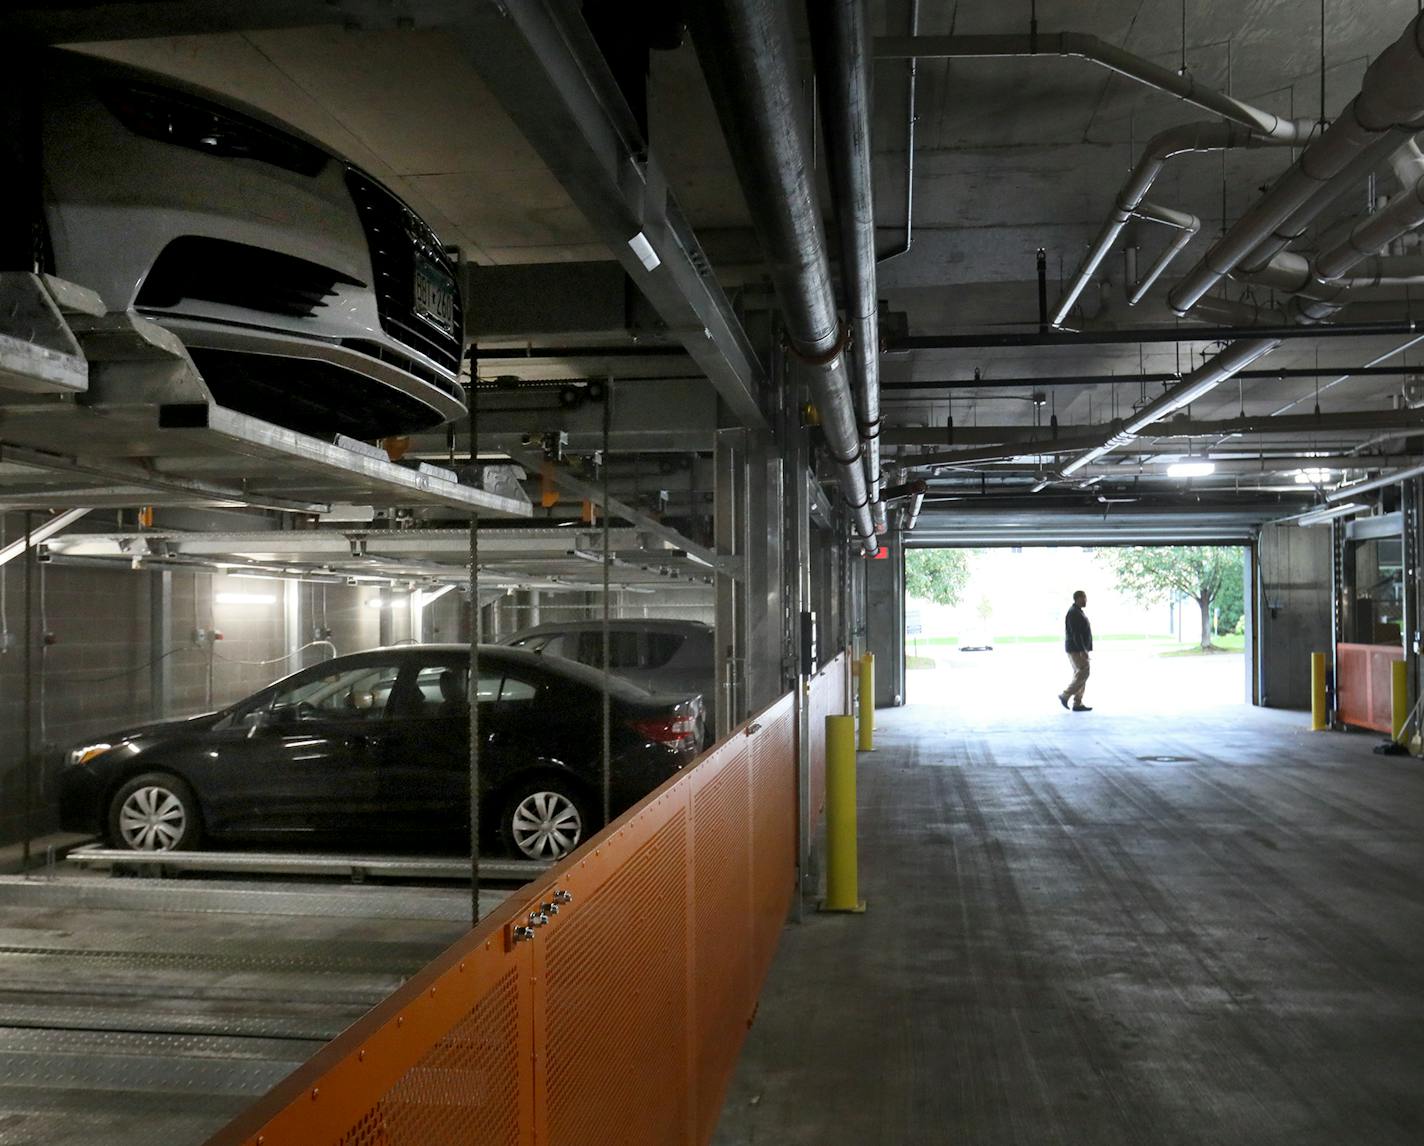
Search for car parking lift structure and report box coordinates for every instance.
[6,1,1424,1144]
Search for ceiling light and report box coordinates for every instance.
[1166,460,1215,478]
[1294,468,1335,484]
[214,592,276,606]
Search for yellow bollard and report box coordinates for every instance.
[1310,652,1327,732]
[822,714,866,913]
[1391,658,1409,743]
[858,652,875,752]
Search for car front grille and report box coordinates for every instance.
[136,236,361,319]
[340,338,467,407]
[187,348,451,439]
[344,168,463,375]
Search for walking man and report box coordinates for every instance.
[1059,590,1093,712]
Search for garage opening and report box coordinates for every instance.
[903,545,1250,719]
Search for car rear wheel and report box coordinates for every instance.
[501,781,590,861]
[108,773,202,852]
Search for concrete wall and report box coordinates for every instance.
[1257,523,1333,710]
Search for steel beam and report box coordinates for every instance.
[507,449,730,574]
[885,319,1424,351]
[454,3,769,430]
[881,364,1422,392]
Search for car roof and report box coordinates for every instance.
[300,643,661,701]
[502,619,712,640]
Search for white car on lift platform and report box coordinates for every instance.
[36,50,468,441]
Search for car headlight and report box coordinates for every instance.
[68,743,113,766]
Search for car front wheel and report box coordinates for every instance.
[501,782,590,861]
[108,773,202,852]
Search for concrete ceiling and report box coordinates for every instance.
[47,0,1424,541]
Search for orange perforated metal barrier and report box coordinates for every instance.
[206,655,849,1146]
[1337,642,1404,732]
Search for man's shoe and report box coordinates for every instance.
[1072,704,1093,712]
[1058,694,1069,709]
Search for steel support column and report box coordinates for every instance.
[149,570,172,721]
[714,427,751,736]
[1403,479,1420,704]
[788,402,814,909]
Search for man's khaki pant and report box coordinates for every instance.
[1061,651,1090,705]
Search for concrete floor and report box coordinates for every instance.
[714,656,1424,1145]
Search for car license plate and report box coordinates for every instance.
[413,257,455,334]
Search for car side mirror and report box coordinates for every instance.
[249,704,299,732]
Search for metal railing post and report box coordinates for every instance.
[857,652,875,751]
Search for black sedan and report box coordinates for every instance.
[57,645,704,861]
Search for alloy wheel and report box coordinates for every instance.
[117,785,188,851]
[510,790,583,860]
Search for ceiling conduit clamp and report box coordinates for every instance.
[787,321,850,369]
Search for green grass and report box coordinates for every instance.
[1160,635,1246,657]
[906,655,937,670]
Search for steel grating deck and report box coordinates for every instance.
[65,844,549,883]
[0,874,513,1146]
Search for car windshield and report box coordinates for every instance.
[262,661,403,721]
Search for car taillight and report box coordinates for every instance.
[630,715,698,746]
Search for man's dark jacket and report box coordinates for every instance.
[1064,603,1093,653]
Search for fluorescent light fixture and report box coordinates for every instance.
[1297,502,1367,527]
[1294,468,1335,484]
[214,592,276,605]
[1166,460,1215,478]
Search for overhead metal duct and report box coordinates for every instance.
[1169,11,1424,315]
[809,0,885,533]
[1316,176,1424,279]
[688,0,876,552]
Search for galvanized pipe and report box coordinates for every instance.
[874,33,1307,142]
[1058,338,1281,476]
[1170,11,1424,315]
[689,0,875,551]
[877,0,919,266]
[1325,460,1424,502]
[1127,201,1201,306]
[1052,121,1298,326]
[809,0,885,532]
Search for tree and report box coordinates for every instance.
[1098,546,1244,650]
[905,548,970,607]
[1213,559,1245,634]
